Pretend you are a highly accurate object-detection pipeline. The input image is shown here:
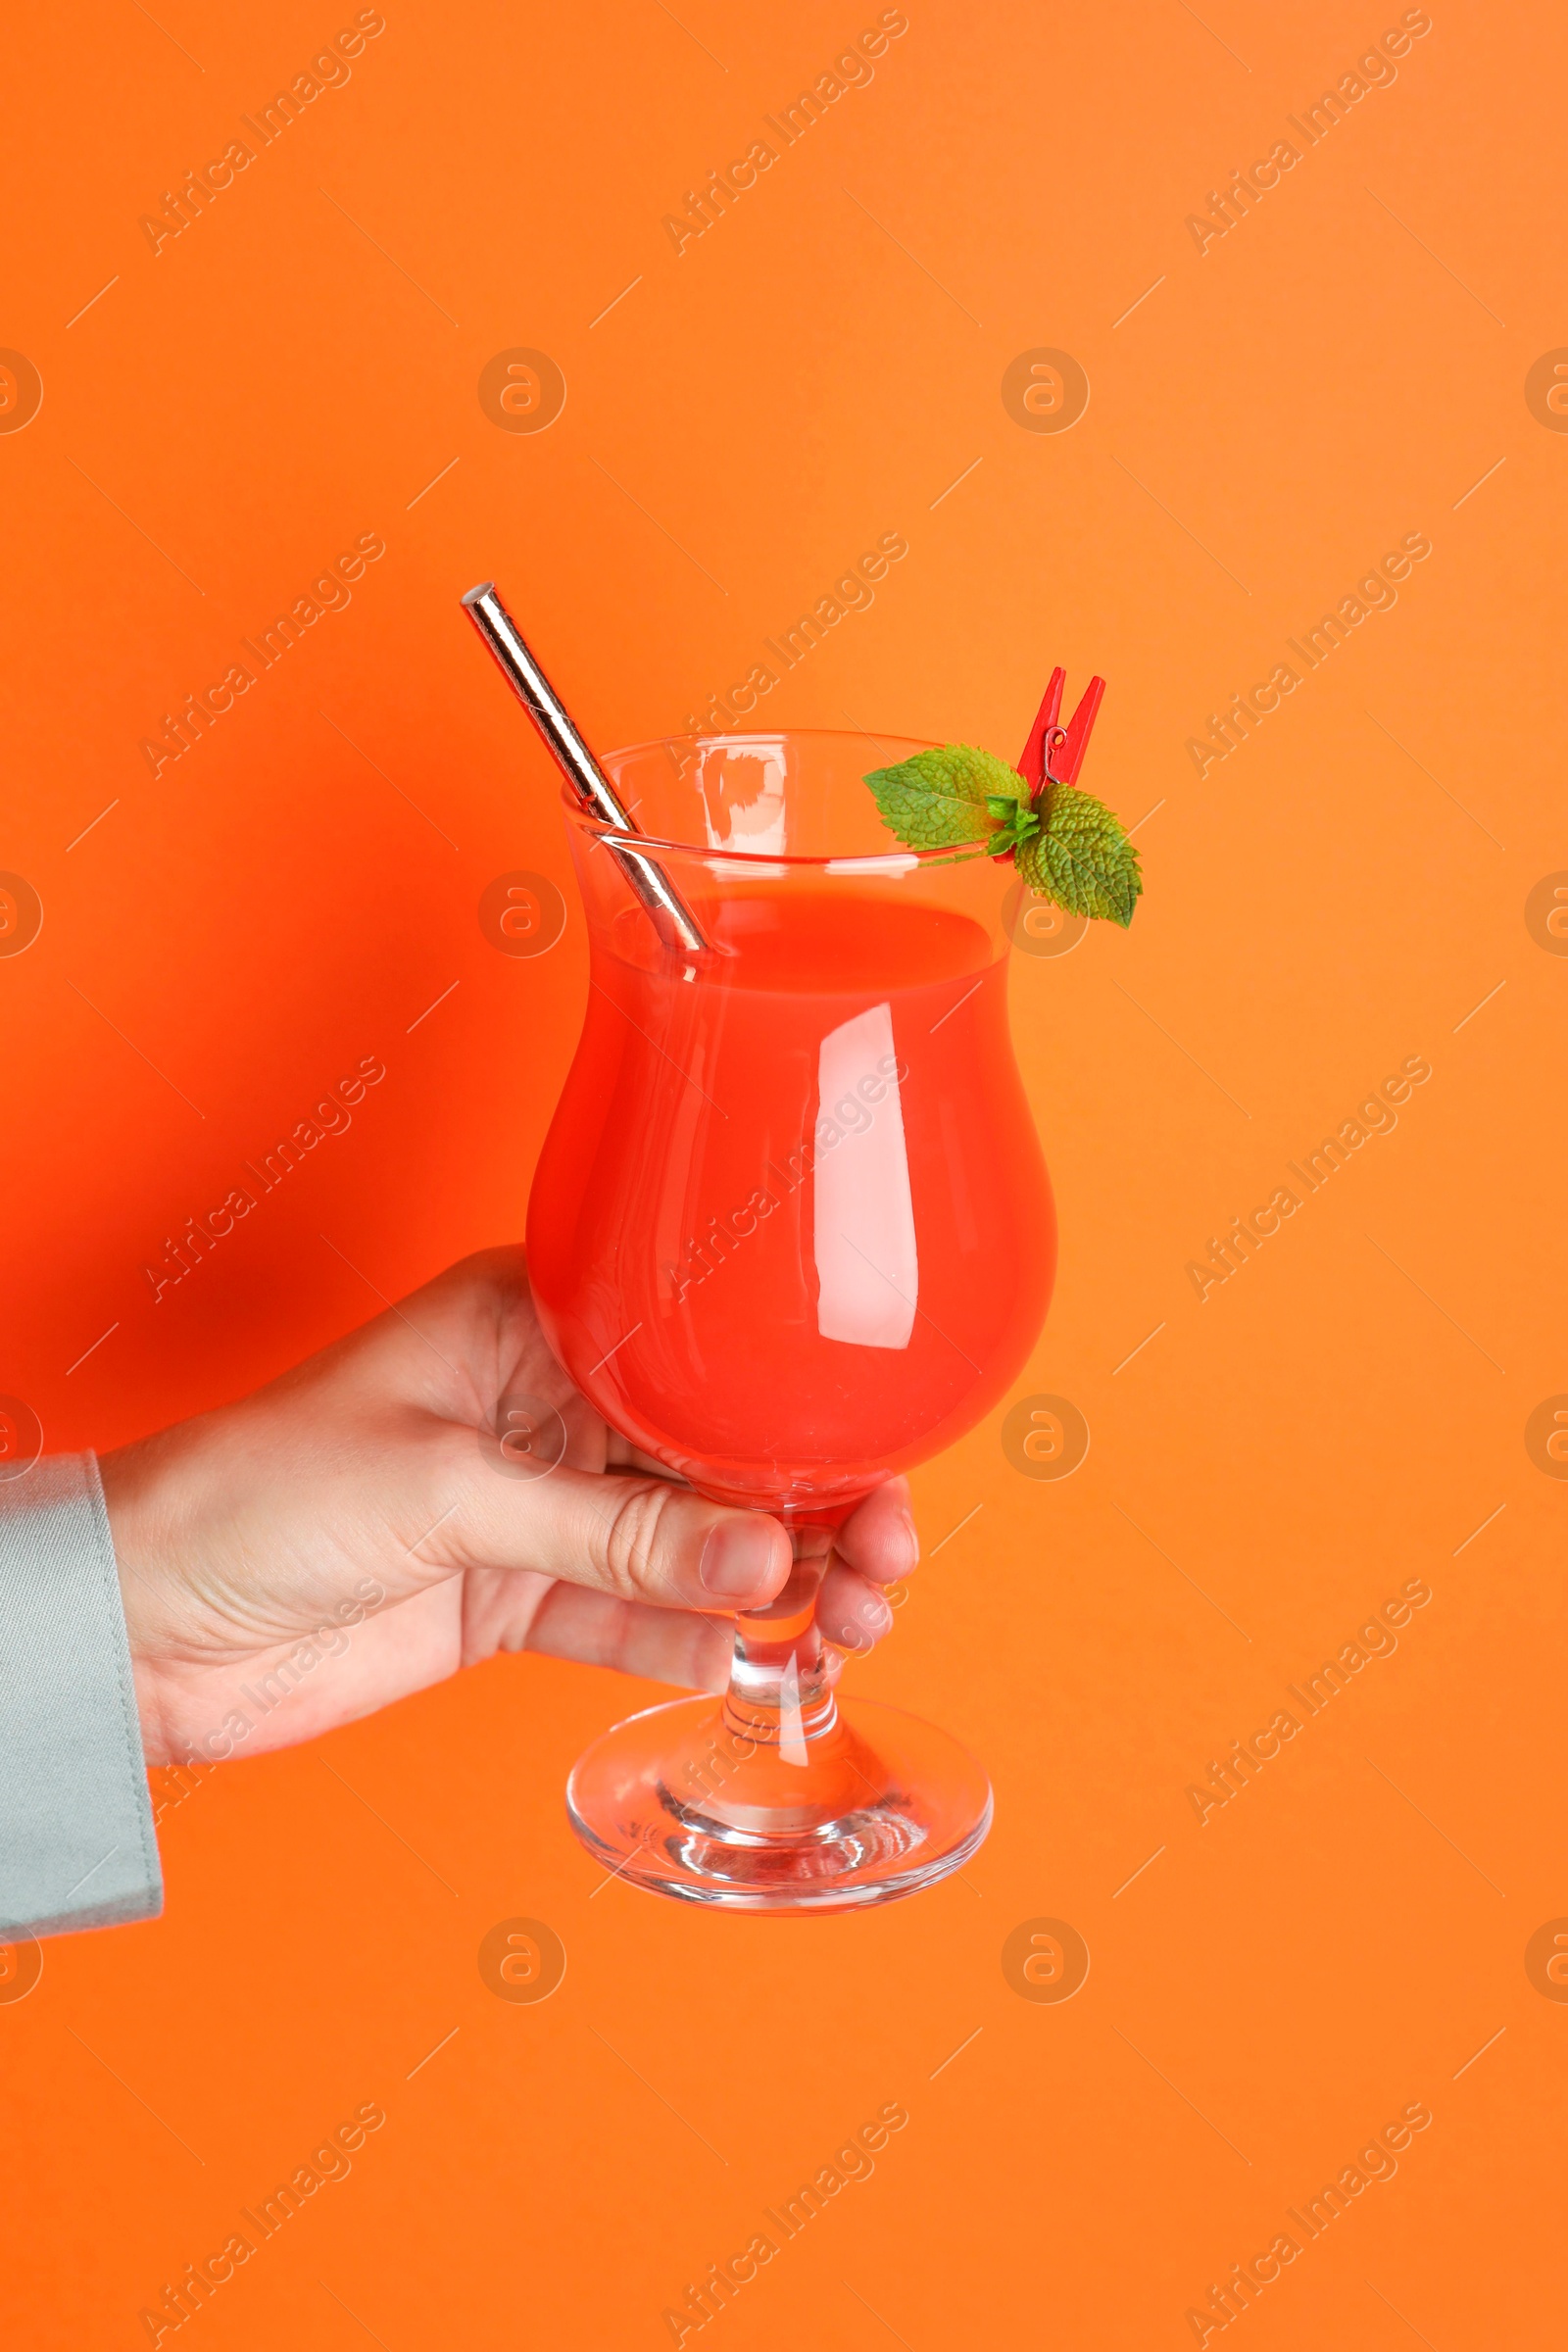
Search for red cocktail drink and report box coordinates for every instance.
[530,887,1053,1519]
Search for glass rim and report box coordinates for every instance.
[564,726,961,871]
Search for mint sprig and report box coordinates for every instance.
[862,742,1142,928]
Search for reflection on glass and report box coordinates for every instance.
[811,1004,917,1350]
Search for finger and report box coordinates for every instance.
[521,1583,731,1692]
[442,1451,792,1614]
[603,1433,691,1485]
[816,1561,897,1652]
[833,1475,918,1587]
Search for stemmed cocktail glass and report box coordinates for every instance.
[528,729,1055,1910]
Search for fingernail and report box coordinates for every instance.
[901,1509,920,1563]
[700,1518,779,1600]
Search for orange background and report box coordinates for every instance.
[3,0,1564,2343]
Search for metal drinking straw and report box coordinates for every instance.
[461,583,709,956]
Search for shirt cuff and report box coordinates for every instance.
[0,1451,162,1939]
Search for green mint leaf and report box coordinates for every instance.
[1016,784,1143,927]
[863,743,1028,852]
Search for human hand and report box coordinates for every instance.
[101,1248,917,1766]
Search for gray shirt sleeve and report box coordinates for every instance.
[0,1452,162,1938]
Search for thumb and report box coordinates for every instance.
[445,1457,793,1613]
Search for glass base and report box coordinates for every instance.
[565,1692,992,1914]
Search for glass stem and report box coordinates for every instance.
[720,1540,839,1765]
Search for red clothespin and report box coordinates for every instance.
[1017,669,1105,790]
[1016,667,1064,790]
